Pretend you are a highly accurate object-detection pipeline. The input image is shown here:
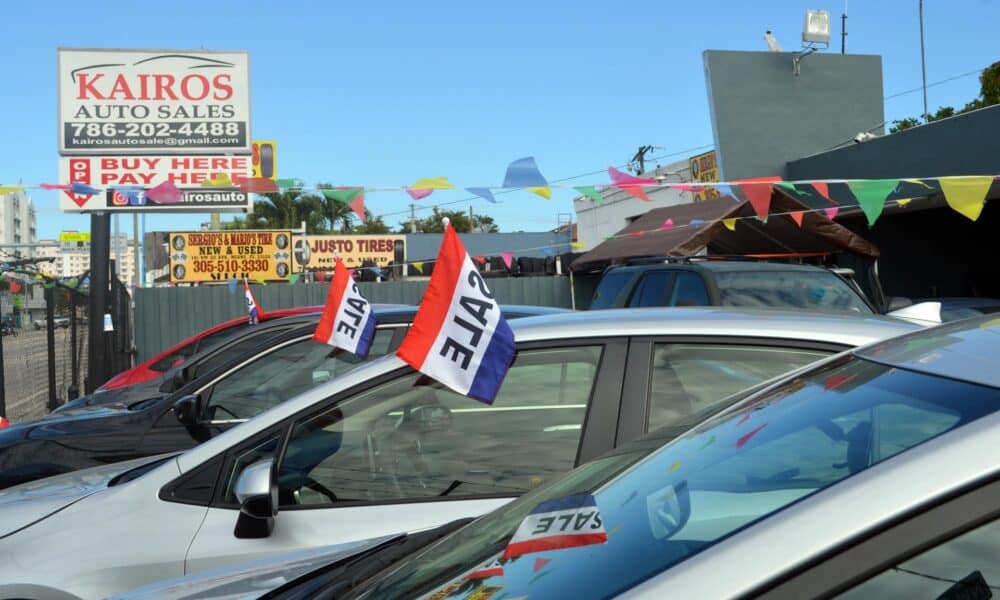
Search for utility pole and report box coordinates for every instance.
[630,145,655,175]
[409,204,417,233]
[469,205,474,231]
[841,0,848,53]
[919,0,929,123]
[132,213,140,289]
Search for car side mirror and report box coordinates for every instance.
[171,368,189,392]
[886,296,913,312]
[173,394,202,426]
[234,459,278,539]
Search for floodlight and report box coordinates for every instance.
[802,10,831,46]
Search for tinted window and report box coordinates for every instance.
[195,323,252,353]
[204,329,396,421]
[648,344,829,431]
[839,518,1000,599]
[670,272,710,306]
[715,271,873,313]
[629,272,674,308]
[271,346,602,507]
[358,357,999,599]
[192,326,297,378]
[590,271,635,309]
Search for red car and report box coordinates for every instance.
[98,306,323,391]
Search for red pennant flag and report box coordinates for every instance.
[240,177,279,194]
[472,255,487,265]
[812,182,834,203]
[533,557,551,573]
[0,416,9,428]
[789,211,804,227]
[9,280,21,293]
[736,176,781,221]
[736,423,767,448]
[350,193,365,222]
[609,167,656,201]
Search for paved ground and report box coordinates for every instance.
[2,327,89,423]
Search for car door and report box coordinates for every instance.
[182,339,626,572]
[616,337,840,443]
[136,327,404,456]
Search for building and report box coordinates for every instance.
[37,232,138,288]
[0,189,44,321]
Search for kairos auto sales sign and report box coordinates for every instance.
[57,48,250,154]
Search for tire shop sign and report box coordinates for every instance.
[57,48,251,154]
[169,231,292,283]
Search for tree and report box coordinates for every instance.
[353,210,391,234]
[316,183,358,233]
[397,208,499,233]
[222,190,329,233]
[890,60,1000,133]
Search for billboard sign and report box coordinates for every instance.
[251,140,277,180]
[59,231,91,243]
[59,155,253,211]
[169,231,293,283]
[57,48,251,155]
[294,235,406,271]
[689,150,721,202]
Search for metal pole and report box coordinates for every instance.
[409,204,417,233]
[841,0,848,54]
[919,0,929,122]
[132,213,140,289]
[69,291,79,399]
[0,309,6,419]
[45,283,57,411]
[87,212,111,393]
[140,213,146,288]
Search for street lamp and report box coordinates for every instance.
[794,9,831,76]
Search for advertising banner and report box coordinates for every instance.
[58,231,91,243]
[251,140,277,180]
[689,150,721,202]
[169,230,292,283]
[58,155,253,211]
[294,235,406,271]
[57,48,251,155]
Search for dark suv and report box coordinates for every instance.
[589,258,876,313]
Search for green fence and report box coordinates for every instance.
[134,276,576,362]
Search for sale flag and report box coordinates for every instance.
[244,278,264,325]
[502,494,608,559]
[313,258,377,357]
[396,224,515,404]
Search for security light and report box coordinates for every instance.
[802,10,831,46]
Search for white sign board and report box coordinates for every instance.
[59,155,253,212]
[57,48,251,155]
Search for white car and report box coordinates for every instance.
[0,308,918,599]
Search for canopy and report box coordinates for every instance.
[571,190,880,272]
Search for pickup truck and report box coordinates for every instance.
[32,317,70,330]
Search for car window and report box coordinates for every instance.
[194,323,252,354]
[204,329,396,421]
[648,344,830,432]
[670,272,710,306]
[192,326,298,379]
[355,356,999,600]
[838,518,1000,599]
[715,271,873,313]
[269,345,603,507]
[590,271,635,309]
[629,272,674,308]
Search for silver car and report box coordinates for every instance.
[0,308,918,599]
[351,314,1000,599]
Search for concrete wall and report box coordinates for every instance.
[704,50,883,181]
[134,277,575,361]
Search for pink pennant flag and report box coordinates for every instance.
[673,184,704,193]
[824,206,839,220]
[501,252,514,270]
[609,166,656,202]
[147,181,183,204]
[41,183,71,190]
[350,193,366,222]
[405,188,434,201]
[660,218,674,231]
[789,211,804,227]
[240,177,279,194]
[736,176,781,221]
[812,181,834,203]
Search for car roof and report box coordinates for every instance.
[176,307,916,473]
[607,261,836,274]
[856,313,1000,388]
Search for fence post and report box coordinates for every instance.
[68,290,79,401]
[45,284,58,411]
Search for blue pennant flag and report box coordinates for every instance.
[71,182,101,196]
[503,157,549,188]
[227,278,238,295]
[542,246,555,256]
[466,187,497,203]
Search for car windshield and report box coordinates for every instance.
[715,270,873,314]
[356,355,999,599]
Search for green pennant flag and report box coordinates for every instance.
[847,179,898,226]
[776,182,811,197]
[288,273,300,284]
[322,188,363,204]
[574,186,604,204]
[276,178,298,189]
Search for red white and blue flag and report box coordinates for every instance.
[313,258,377,357]
[396,224,515,404]
[502,494,608,559]
[244,279,263,325]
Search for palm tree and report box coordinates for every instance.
[224,191,329,233]
[317,183,359,233]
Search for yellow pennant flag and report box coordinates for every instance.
[895,198,913,206]
[903,179,934,189]
[722,218,737,231]
[938,176,992,222]
[206,173,234,187]
[527,186,551,200]
[0,185,25,194]
[410,177,455,190]
[412,261,424,274]
[570,241,585,250]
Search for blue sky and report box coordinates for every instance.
[2,0,997,240]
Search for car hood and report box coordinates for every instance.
[0,454,173,539]
[111,535,397,600]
